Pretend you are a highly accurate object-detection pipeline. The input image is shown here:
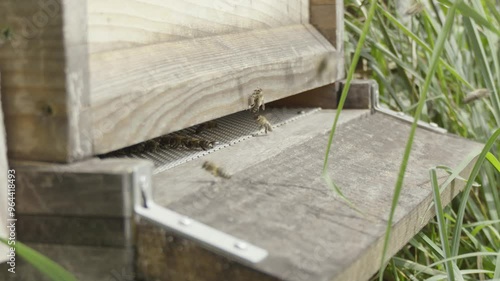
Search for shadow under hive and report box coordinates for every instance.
[104,107,321,174]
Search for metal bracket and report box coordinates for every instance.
[132,171,268,264]
[365,80,447,134]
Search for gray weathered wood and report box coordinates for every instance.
[137,112,482,281]
[0,243,133,281]
[88,0,310,53]
[0,0,91,162]
[12,158,153,248]
[90,24,343,154]
[12,158,152,217]
[0,0,343,162]
[18,215,127,248]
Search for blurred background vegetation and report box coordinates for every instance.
[343,0,499,280]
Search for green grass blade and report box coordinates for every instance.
[322,0,377,203]
[463,17,500,126]
[377,7,474,90]
[0,237,78,281]
[486,152,500,172]
[430,168,455,281]
[451,128,500,257]
[457,2,500,35]
[378,2,461,280]
[494,249,500,279]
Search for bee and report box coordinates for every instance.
[183,137,216,151]
[405,2,424,16]
[195,121,218,134]
[463,89,490,104]
[202,161,231,179]
[248,88,265,113]
[157,134,188,149]
[255,115,273,134]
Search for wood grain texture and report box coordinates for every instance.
[310,0,344,78]
[137,221,282,281]
[90,24,343,154]
[88,0,310,53]
[268,84,339,109]
[0,244,133,281]
[152,110,370,206]
[0,74,8,263]
[0,0,91,162]
[12,158,153,217]
[139,112,482,281]
[18,215,128,248]
[11,158,152,248]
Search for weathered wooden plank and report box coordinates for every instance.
[269,79,372,109]
[0,243,133,281]
[138,112,482,281]
[0,74,8,263]
[0,0,91,163]
[88,0,310,53]
[151,109,370,205]
[11,158,152,248]
[310,0,344,79]
[268,84,339,109]
[17,215,128,248]
[12,158,152,217]
[90,24,343,154]
[137,222,281,281]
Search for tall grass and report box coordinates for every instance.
[337,0,500,280]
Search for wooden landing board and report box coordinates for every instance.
[0,243,132,281]
[137,111,482,281]
[90,24,342,154]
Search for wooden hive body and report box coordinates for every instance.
[0,0,343,162]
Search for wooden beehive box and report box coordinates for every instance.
[0,1,484,281]
[0,0,343,163]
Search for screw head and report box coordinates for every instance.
[234,241,248,250]
[179,217,192,226]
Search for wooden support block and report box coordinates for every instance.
[268,84,339,109]
[137,112,482,281]
[12,158,153,248]
[338,79,374,109]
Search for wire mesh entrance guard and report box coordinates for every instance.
[103,107,321,174]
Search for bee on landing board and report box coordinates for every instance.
[183,137,215,151]
[195,121,218,134]
[202,161,231,179]
[249,88,265,113]
[255,115,273,134]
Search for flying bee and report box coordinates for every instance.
[184,137,216,151]
[255,115,273,134]
[195,121,218,134]
[249,88,265,113]
[463,89,490,104]
[202,161,231,179]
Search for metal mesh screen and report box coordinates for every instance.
[102,107,321,174]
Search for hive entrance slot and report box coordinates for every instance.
[101,107,321,174]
